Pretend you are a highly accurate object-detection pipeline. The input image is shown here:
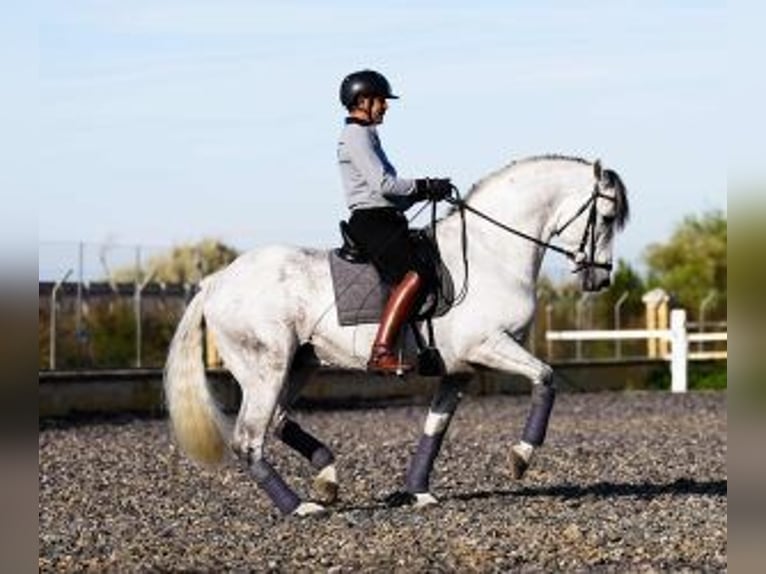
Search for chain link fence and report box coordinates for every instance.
[39,241,727,371]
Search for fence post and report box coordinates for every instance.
[670,309,688,393]
[575,293,592,360]
[49,269,73,370]
[545,303,553,359]
[698,290,717,353]
[76,242,85,357]
[135,269,156,368]
[530,289,543,355]
[614,291,629,358]
[642,288,669,358]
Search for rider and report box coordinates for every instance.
[337,69,452,375]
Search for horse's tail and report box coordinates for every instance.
[163,286,226,466]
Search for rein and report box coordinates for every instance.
[443,184,615,273]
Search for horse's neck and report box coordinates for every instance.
[470,162,588,235]
[442,162,586,284]
[443,161,592,294]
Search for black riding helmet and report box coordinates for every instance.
[339,70,399,110]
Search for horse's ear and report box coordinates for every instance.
[593,159,603,180]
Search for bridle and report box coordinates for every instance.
[550,184,616,273]
[414,178,617,311]
[443,182,616,273]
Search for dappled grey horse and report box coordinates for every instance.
[164,155,629,515]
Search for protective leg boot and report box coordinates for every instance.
[368,271,422,375]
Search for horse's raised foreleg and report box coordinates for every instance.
[403,374,470,506]
[465,331,556,479]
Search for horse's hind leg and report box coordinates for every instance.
[274,413,338,504]
[219,336,326,516]
[272,353,339,504]
[403,374,470,507]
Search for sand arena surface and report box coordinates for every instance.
[39,391,726,571]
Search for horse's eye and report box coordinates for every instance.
[603,215,615,225]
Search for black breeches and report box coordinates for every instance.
[349,207,417,285]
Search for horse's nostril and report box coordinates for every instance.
[583,273,611,292]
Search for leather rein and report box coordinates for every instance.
[443,184,616,273]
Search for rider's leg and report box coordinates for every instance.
[347,209,421,374]
[367,270,422,374]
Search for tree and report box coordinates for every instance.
[111,238,241,283]
[598,259,646,325]
[644,210,727,318]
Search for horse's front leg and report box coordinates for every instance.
[402,374,470,507]
[465,331,556,479]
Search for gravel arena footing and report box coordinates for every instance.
[39,391,727,572]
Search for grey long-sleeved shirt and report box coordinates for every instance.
[337,118,416,211]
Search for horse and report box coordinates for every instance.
[164,154,629,516]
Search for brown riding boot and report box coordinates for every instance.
[368,271,423,375]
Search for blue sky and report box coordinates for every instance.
[35,1,731,280]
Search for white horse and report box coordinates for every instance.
[164,155,629,516]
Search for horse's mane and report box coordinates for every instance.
[601,167,630,230]
[463,154,590,201]
[454,154,629,229]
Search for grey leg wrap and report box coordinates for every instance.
[406,433,445,494]
[276,419,335,470]
[249,459,300,515]
[404,376,466,493]
[521,383,556,446]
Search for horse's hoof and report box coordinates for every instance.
[383,490,439,508]
[313,465,339,505]
[314,479,339,505]
[293,502,328,517]
[412,492,439,508]
[383,490,417,507]
[510,444,532,480]
[510,451,529,479]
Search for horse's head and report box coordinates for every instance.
[557,160,630,292]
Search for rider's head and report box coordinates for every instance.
[340,70,398,125]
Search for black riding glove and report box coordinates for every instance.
[414,178,453,202]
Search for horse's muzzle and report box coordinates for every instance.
[582,268,611,292]
[594,275,611,290]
